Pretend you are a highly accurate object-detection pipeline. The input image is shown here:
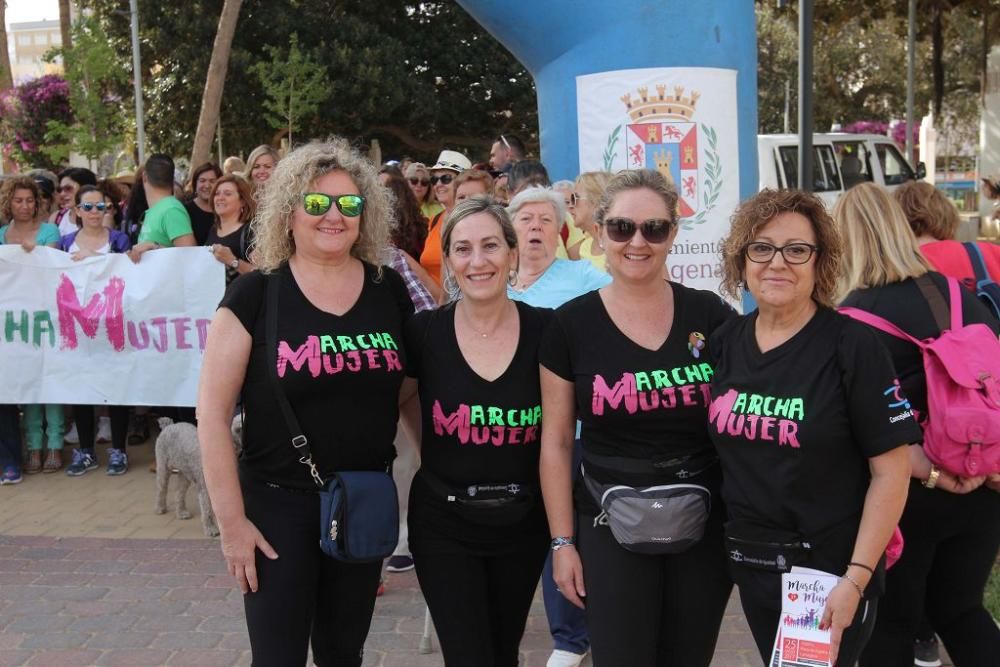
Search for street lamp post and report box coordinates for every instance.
[130,0,146,165]
[798,0,814,193]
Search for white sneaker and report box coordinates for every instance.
[96,417,112,443]
[64,423,79,445]
[547,649,586,667]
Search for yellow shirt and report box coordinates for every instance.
[578,235,607,272]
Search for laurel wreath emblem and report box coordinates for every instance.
[602,122,722,230]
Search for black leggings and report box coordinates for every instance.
[732,563,878,666]
[241,476,382,667]
[74,405,129,451]
[412,541,548,667]
[860,482,1000,667]
[576,503,732,666]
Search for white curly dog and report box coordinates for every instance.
[153,415,242,537]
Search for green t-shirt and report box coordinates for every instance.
[138,196,194,246]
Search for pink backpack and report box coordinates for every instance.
[841,276,1000,477]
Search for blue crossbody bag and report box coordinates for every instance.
[265,273,399,563]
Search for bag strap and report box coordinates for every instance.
[963,242,990,283]
[914,273,950,332]
[265,272,324,488]
[838,307,925,347]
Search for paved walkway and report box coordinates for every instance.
[0,439,947,666]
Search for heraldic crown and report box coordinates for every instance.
[621,85,701,122]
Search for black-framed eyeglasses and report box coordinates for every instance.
[430,174,455,186]
[408,177,430,187]
[78,202,109,212]
[603,217,675,244]
[302,193,365,217]
[744,241,818,265]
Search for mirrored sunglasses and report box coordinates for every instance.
[603,217,674,244]
[302,193,365,217]
[78,202,109,212]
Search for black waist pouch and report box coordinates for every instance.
[724,519,812,574]
[418,470,537,526]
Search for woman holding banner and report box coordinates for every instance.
[57,185,132,476]
[198,138,413,666]
[1,176,63,474]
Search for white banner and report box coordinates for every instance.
[577,67,741,297]
[0,246,225,406]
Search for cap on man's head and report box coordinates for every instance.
[430,150,471,173]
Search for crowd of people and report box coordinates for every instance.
[1,133,999,667]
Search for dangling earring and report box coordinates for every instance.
[508,268,518,286]
[443,273,460,299]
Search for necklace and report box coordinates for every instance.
[459,301,508,339]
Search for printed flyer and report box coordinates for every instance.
[773,566,837,667]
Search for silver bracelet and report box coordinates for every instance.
[841,572,864,598]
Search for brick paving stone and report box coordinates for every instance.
[218,633,252,651]
[42,585,109,601]
[6,615,74,633]
[67,614,137,633]
[19,632,92,650]
[103,586,169,601]
[133,614,204,632]
[166,649,244,666]
[197,615,248,633]
[150,631,224,650]
[96,648,175,666]
[0,650,32,667]
[23,649,103,666]
[85,630,159,649]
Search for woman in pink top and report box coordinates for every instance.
[894,181,1000,282]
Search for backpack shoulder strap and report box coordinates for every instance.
[944,275,963,331]
[963,242,990,283]
[838,307,925,347]
[914,273,951,332]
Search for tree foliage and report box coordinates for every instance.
[250,33,329,145]
[78,0,538,163]
[42,15,128,167]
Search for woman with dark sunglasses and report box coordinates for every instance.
[419,150,472,286]
[197,138,413,667]
[539,169,735,666]
[405,162,443,221]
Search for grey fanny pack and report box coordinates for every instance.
[582,451,714,555]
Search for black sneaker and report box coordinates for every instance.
[385,555,414,572]
[914,637,943,667]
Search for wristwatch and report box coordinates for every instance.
[550,536,576,552]
[229,258,239,270]
[923,465,940,489]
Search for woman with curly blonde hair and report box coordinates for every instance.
[197,138,414,666]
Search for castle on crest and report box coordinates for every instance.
[621,85,701,123]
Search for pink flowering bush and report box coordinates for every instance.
[0,75,73,169]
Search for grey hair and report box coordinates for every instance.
[551,179,575,191]
[252,137,394,273]
[507,186,567,230]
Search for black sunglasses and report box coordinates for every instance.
[302,193,365,217]
[603,217,675,244]
[408,177,430,187]
[78,202,110,212]
[430,174,455,186]
[744,242,818,265]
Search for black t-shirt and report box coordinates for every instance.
[404,301,550,553]
[221,262,414,490]
[540,283,736,509]
[841,272,1000,417]
[206,224,254,285]
[708,307,923,546]
[185,200,216,246]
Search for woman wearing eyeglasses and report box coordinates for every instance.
[197,139,413,667]
[710,189,917,666]
[56,185,133,476]
[419,150,472,286]
[539,170,734,665]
